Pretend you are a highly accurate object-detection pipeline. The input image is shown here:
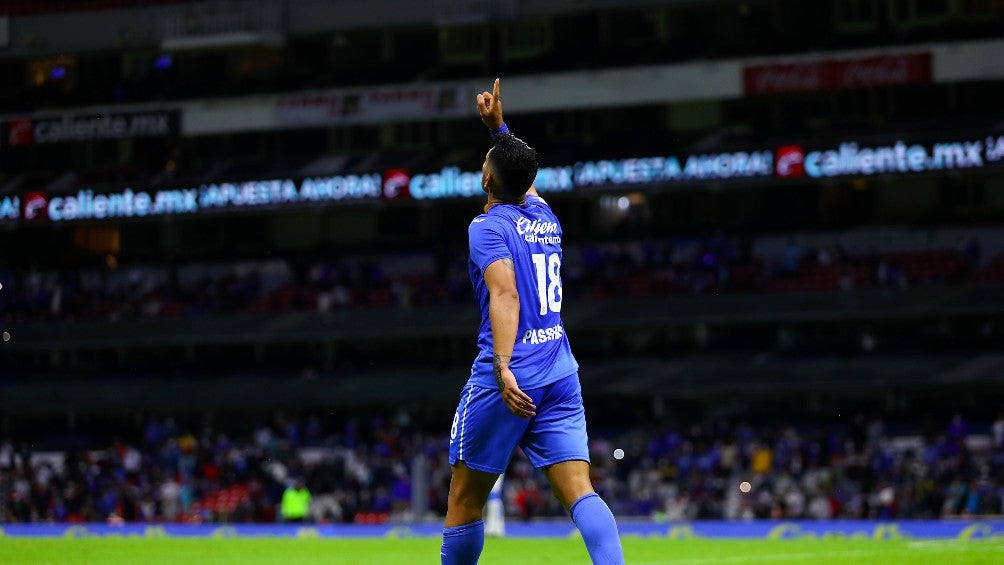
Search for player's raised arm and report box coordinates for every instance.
[476,79,539,203]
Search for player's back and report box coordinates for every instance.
[467,195,578,390]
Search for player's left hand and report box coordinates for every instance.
[476,78,504,131]
[498,367,536,419]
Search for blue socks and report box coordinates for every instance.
[441,495,621,565]
[441,519,485,565]
[570,493,625,565]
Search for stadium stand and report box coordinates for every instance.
[3,229,1004,323]
[3,412,1002,523]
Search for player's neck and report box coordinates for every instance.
[484,192,526,212]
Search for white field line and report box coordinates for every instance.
[632,549,888,565]
[631,541,1004,565]
[908,540,1004,550]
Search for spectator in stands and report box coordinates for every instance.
[993,412,1004,449]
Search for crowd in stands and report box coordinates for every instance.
[2,412,1003,525]
[1,231,1001,325]
[606,413,1004,521]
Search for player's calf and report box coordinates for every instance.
[441,519,485,565]
[570,492,625,565]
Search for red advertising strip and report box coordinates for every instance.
[276,84,468,127]
[833,54,932,89]
[744,53,931,95]
[744,62,832,95]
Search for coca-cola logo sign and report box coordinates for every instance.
[835,55,930,89]
[745,53,931,95]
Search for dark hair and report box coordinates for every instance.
[488,133,538,202]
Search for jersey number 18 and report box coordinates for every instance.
[531,253,563,315]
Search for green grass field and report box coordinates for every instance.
[1,537,1002,564]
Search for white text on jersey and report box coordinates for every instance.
[522,323,565,345]
[515,217,561,244]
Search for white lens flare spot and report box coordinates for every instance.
[739,481,752,493]
[613,448,624,460]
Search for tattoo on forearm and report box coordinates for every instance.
[493,353,511,392]
[501,258,514,271]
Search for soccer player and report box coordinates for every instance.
[440,79,624,565]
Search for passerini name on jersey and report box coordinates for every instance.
[522,323,565,345]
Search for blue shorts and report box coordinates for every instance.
[448,373,590,474]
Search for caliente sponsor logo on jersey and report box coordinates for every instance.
[515,217,560,244]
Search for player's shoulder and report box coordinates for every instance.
[526,195,557,218]
[527,193,549,207]
[525,195,560,222]
[469,212,508,235]
[469,212,496,228]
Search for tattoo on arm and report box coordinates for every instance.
[500,258,514,271]
[493,353,511,392]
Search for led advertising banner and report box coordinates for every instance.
[775,134,1004,179]
[1,109,179,147]
[2,519,1003,539]
[2,133,1002,225]
[2,147,776,223]
[0,194,17,221]
[378,148,776,200]
[11,174,384,223]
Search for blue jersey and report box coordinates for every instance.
[467,194,578,390]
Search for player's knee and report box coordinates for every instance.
[546,468,594,508]
[556,484,594,509]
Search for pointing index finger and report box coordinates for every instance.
[493,78,500,101]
